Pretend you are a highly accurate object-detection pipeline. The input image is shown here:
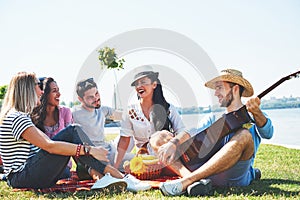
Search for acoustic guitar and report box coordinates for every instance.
[178,70,300,167]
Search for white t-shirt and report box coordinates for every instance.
[120,104,185,148]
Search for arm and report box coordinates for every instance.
[246,97,274,139]
[157,131,191,164]
[114,108,134,168]
[112,110,123,121]
[22,126,109,162]
[246,97,267,127]
[158,113,215,164]
[102,106,123,121]
[168,104,186,134]
[113,136,130,169]
[62,107,74,126]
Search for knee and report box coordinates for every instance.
[229,129,253,150]
[234,129,254,159]
[235,128,252,141]
[68,123,84,133]
[69,123,82,129]
[149,130,173,152]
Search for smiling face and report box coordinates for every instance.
[34,79,44,106]
[47,81,61,107]
[214,81,234,107]
[79,87,101,111]
[134,76,157,99]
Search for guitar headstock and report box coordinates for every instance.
[257,70,300,99]
[286,70,300,80]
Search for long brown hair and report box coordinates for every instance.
[0,72,38,123]
[31,77,59,132]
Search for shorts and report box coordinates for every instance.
[208,158,253,187]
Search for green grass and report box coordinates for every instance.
[0,140,299,199]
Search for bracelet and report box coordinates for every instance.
[83,143,91,156]
[75,144,82,159]
[169,138,179,147]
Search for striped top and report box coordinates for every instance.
[0,111,40,175]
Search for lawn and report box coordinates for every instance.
[0,142,299,199]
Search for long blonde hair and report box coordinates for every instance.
[0,72,38,123]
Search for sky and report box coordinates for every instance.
[0,0,300,108]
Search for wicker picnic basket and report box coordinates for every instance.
[124,147,163,180]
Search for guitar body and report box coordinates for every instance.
[178,106,252,168]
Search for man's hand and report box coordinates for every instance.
[157,141,177,165]
[90,146,109,162]
[246,97,267,127]
[246,97,261,114]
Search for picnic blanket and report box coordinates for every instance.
[12,171,179,193]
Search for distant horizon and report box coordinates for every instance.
[54,94,300,109]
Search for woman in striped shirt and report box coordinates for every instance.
[0,72,127,190]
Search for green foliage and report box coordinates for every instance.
[98,47,125,70]
[0,85,8,100]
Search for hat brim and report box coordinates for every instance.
[205,74,254,97]
[131,72,159,86]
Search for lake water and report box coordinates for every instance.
[105,108,300,149]
[181,108,300,149]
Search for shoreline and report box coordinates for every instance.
[261,141,300,150]
[104,127,300,150]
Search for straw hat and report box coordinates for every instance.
[131,65,159,86]
[205,69,254,97]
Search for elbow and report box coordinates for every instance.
[261,128,274,139]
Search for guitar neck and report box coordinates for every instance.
[257,70,300,99]
[257,78,286,99]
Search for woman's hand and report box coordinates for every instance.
[157,141,177,165]
[90,146,109,162]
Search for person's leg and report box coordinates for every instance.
[160,128,254,195]
[53,125,150,192]
[179,128,254,190]
[149,130,191,177]
[52,125,108,175]
[108,142,134,172]
[8,124,107,188]
[208,158,252,187]
[7,150,69,188]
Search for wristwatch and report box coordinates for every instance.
[83,143,91,156]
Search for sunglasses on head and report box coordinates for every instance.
[78,78,95,88]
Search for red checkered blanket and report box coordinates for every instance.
[13,171,95,193]
[12,171,179,193]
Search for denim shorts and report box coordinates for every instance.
[208,158,253,187]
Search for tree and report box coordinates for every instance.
[0,85,8,100]
[98,47,125,70]
[98,46,125,110]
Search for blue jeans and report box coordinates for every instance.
[7,124,107,189]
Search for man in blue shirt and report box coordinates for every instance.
[158,69,274,196]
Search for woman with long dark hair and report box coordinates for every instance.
[31,77,73,178]
[114,66,189,176]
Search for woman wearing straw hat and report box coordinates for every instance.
[158,69,274,196]
[114,65,190,176]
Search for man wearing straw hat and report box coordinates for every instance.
[158,69,274,196]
